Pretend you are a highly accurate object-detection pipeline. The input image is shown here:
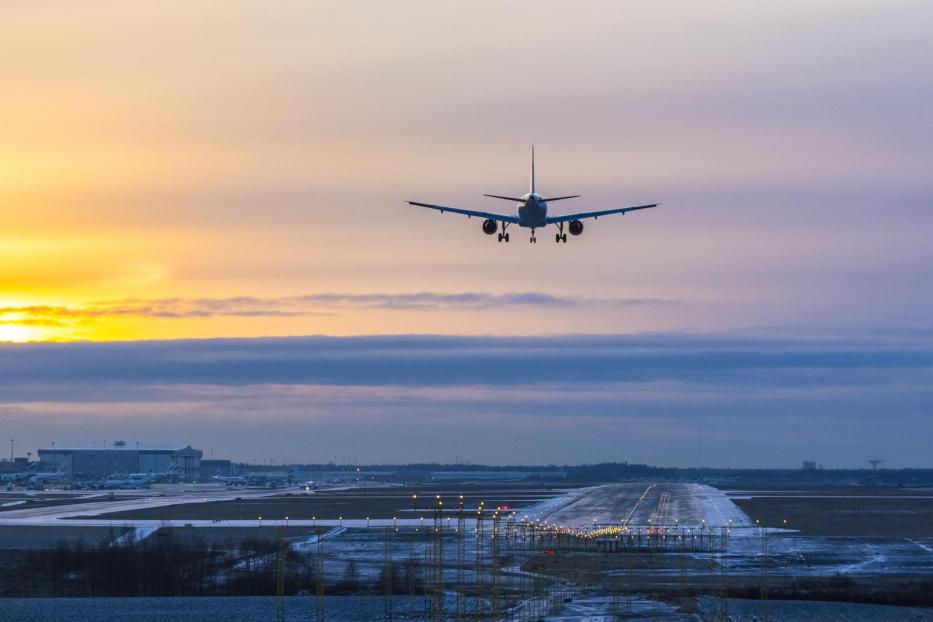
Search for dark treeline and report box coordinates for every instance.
[245,461,933,487]
[0,530,422,598]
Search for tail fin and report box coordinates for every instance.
[530,145,536,194]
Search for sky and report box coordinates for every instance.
[1,2,932,466]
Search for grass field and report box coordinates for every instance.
[0,525,132,549]
[732,489,933,536]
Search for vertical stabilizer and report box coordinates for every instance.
[530,145,536,194]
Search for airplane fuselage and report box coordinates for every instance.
[517,193,548,228]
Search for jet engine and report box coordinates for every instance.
[482,219,498,235]
[568,219,584,236]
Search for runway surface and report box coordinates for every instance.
[0,482,753,532]
[529,483,753,529]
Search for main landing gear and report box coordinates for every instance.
[554,222,567,243]
[498,222,510,243]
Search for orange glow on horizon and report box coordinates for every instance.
[0,323,43,343]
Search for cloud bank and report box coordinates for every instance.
[0,292,676,327]
[1,331,931,467]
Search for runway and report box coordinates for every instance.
[529,483,753,529]
[0,482,754,532]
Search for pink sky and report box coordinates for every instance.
[1,1,931,341]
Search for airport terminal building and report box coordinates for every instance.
[37,442,203,480]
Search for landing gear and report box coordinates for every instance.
[554,223,568,243]
[498,222,511,242]
[529,228,536,243]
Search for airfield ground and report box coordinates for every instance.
[81,484,577,521]
[0,525,131,549]
[2,481,932,619]
[729,487,933,536]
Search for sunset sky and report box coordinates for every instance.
[2,2,932,465]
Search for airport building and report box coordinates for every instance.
[37,442,203,480]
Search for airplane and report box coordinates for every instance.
[0,470,32,485]
[150,464,183,483]
[407,147,658,243]
[244,467,296,488]
[102,472,152,489]
[213,473,249,486]
[26,467,67,489]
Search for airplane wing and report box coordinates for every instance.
[546,203,659,224]
[407,201,519,223]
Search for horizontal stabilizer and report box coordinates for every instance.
[483,194,524,202]
[541,195,580,202]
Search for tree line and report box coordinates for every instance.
[0,529,423,598]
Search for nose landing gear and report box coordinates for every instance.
[529,228,537,243]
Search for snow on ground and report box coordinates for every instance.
[111,525,159,546]
[693,483,755,529]
[519,486,594,522]
[538,594,701,621]
[533,483,755,530]
[290,526,345,552]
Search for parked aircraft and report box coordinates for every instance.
[213,473,249,486]
[27,467,67,488]
[243,468,296,488]
[0,470,32,485]
[102,472,152,489]
[151,464,183,483]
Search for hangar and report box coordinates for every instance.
[37,442,202,480]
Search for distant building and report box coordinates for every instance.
[37,443,202,480]
[801,461,817,470]
[0,457,31,474]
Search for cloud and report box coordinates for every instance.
[0,292,677,326]
[2,331,933,467]
[1,331,932,390]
